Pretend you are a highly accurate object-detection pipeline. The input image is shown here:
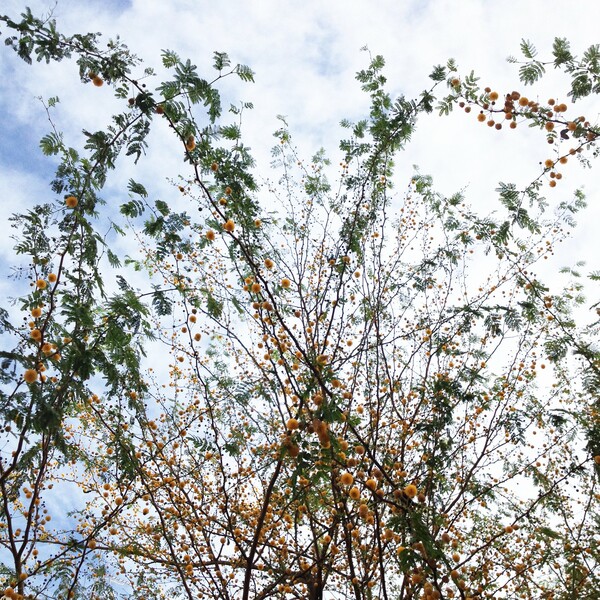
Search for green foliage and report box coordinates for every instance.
[519,59,546,85]
[552,37,574,66]
[511,36,600,101]
[1,13,600,600]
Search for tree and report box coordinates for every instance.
[1,9,599,600]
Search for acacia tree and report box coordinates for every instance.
[1,9,599,600]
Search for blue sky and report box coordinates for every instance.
[1,0,599,592]
[1,0,599,291]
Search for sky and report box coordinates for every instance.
[0,1,599,592]
[1,0,599,299]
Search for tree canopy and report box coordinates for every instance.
[1,8,599,600]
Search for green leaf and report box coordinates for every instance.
[207,293,223,319]
[127,179,148,197]
[39,132,62,156]
[152,288,173,316]
[155,200,170,216]
[213,51,231,71]
[520,39,538,59]
[220,124,241,140]
[121,198,145,218]
[519,61,545,85]
[538,527,561,540]
[144,215,165,236]
[235,64,255,83]
[552,37,573,66]
[161,49,180,68]
[107,248,121,268]
[134,91,155,113]
[429,65,446,82]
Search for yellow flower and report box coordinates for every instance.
[340,472,354,486]
[286,418,299,430]
[23,369,38,383]
[185,136,196,151]
[404,484,418,499]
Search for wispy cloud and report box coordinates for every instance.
[1,0,599,276]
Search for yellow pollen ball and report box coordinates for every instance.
[35,279,47,290]
[404,484,418,499]
[24,369,38,383]
[65,196,78,208]
[286,418,299,430]
[223,219,235,232]
[340,472,354,486]
[185,136,196,151]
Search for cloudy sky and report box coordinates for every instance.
[0,0,598,583]
[1,0,599,299]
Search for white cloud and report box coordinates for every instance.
[1,0,599,283]
[1,2,599,595]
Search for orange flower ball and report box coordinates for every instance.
[349,486,361,500]
[340,472,354,486]
[404,484,418,499]
[23,369,38,383]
